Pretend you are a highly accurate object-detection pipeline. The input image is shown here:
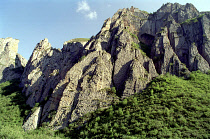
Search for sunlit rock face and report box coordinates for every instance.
[22,107,42,131]
[0,37,27,83]
[20,3,210,130]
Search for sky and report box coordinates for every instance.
[0,0,209,60]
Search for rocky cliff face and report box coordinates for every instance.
[21,3,210,130]
[0,37,27,83]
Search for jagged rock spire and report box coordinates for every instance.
[20,3,210,130]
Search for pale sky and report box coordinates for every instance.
[0,0,209,60]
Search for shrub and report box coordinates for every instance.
[131,42,140,50]
[111,87,116,94]
[130,33,138,40]
[180,15,204,25]
[79,55,86,62]
[62,71,210,138]
[122,99,128,105]
[207,70,210,75]
[0,80,64,139]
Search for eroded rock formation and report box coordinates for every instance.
[22,107,42,131]
[21,3,210,130]
[0,37,27,83]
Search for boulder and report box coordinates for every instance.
[22,107,42,131]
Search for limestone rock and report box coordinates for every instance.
[156,3,199,23]
[0,37,27,83]
[21,3,210,130]
[22,107,42,131]
[123,56,158,98]
[20,38,85,107]
[200,12,210,65]
[46,51,117,129]
[101,18,111,32]
[16,53,27,68]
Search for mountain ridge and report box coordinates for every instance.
[0,2,209,131]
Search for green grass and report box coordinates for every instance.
[0,71,209,139]
[124,28,139,41]
[131,42,147,57]
[61,71,210,138]
[129,33,138,40]
[131,42,140,50]
[67,38,90,43]
[181,18,198,24]
[180,14,205,25]
[0,80,64,139]
[79,55,86,62]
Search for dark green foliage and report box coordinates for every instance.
[79,55,86,62]
[181,18,198,24]
[62,71,210,138]
[131,42,140,50]
[0,80,64,139]
[111,87,117,94]
[1,71,209,138]
[197,14,205,19]
[48,110,57,120]
[180,14,204,25]
[131,42,147,56]
[122,99,128,105]
[130,33,138,40]
[0,80,30,127]
[131,42,151,57]
[207,70,210,75]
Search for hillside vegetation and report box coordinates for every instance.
[18,3,210,129]
[0,71,209,138]
[61,71,210,138]
[0,80,64,139]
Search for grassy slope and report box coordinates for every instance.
[0,80,64,139]
[62,71,210,138]
[0,71,209,139]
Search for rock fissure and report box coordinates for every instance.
[67,92,80,123]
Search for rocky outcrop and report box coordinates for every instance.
[20,38,85,107]
[46,51,118,129]
[0,37,27,83]
[22,107,42,131]
[20,3,210,130]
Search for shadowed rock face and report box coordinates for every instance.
[0,37,27,83]
[21,3,210,130]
